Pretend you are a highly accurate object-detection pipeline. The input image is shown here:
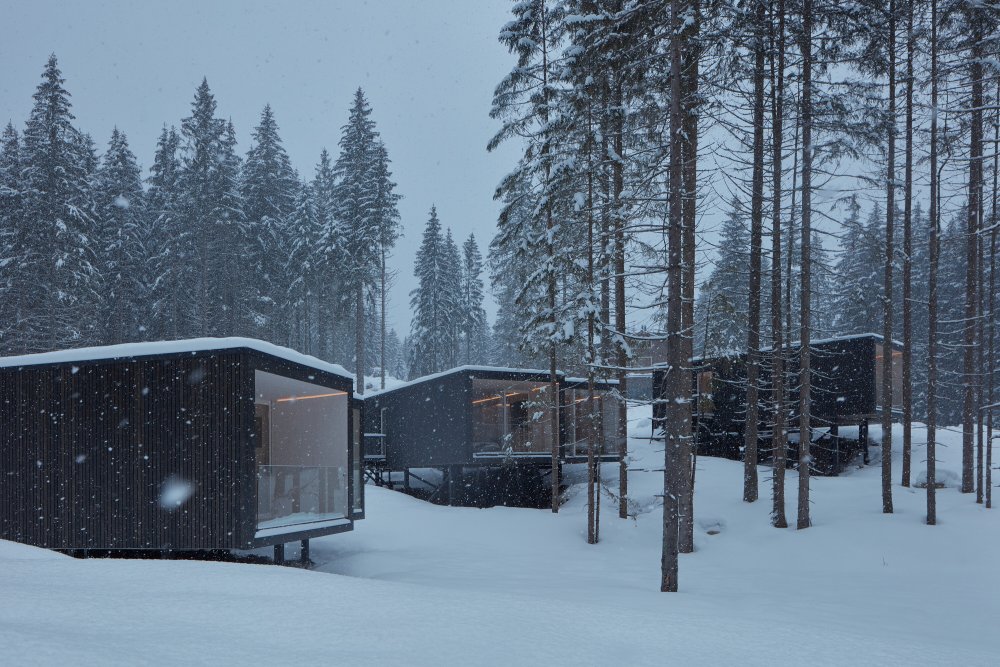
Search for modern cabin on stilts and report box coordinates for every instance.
[652,333,903,475]
[0,338,364,563]
[362,366,624,508]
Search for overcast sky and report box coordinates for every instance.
[0,0,520,337]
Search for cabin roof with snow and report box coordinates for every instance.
[0,337,352,379]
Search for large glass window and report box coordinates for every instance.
[564,387,622,457]
[874,344,903,408]
[254,370,349,531]
[471,379,555,457]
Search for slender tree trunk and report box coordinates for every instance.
[977,210,985,503]
[881,0,896,514]
[770,0,788,528]
[381,248,387,390]
[587,129,599,543]
[927,0,939,525]
[613,81,630,521]
[356,283,365,396]
[787,78,801,344]
[901,0,914,487]
[539,5,560,514]
[963,19,984,495]
[678,8,699,553]
[987,78,999,510]
[744,0,766,504]
[797,0,813,530]
[661,0,685,593]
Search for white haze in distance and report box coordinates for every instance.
[0,0,521,335]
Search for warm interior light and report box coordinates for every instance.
[276,391,347,403]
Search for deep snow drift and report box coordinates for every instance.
[1,405,996,665]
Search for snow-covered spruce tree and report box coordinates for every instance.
[486,170,545,370]
[0,123,23,354]
[809,229,834,337]
[285,181,321,355]
[310,148,342,362]
[94,128,147,345]
[145,126,184,340]
[460,233,489,365]
[489,0,570,512]
[947,0,1000,498]
[333,88,384,392]
[19,55,99,352]
[831,199,882,335]
[370,139,402,389]
[408,206,461,378]
[242,104,299,344]
[383,328,405,380]
[442,228,463,369]
[561,0,653,525]
[697,198,751,357]
[937,213,970,426]
[178,79,246,338]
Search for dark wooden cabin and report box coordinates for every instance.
[362,367,623,506]
[652,333,902,474]
[0,338,363,560]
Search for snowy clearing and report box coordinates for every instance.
[1,405,996,665]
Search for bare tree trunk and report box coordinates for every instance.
[927,0,939,525]
[744,0,766,504]
[661,0,685,593]
[881,0,896,514]
[587,108,599,543]
[977,210,985,503]
[797,0,813,531]
[786,78,801,345]
[539,6,560,514]
[613,81,630,521]
[963,18,984,496]
[381,248,387,390]
[987,78,999,510]
[770,0,788,528]
[678,8,700,553]
[356,283,365,396]
[901,0,914,487]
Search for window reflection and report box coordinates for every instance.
[564,387,622,457]
[471,379,554,457]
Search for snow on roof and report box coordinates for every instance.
[673,333,901,367]
[363,365,563,398]
[0,337,353,380]
[563,376,620,386]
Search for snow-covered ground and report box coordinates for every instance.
[2,405,996,665]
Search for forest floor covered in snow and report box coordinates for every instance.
[1,405,996,665]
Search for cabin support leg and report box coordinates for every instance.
[404,468,410,492]
[274,543,285,565]
[860,420,869,465]
[447,466,459,506]
[831,423,840,474]
[300,539,310,565]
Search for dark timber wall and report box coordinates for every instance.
[0,346,356,551]
[654,334,895,434]
[363,368,560,470]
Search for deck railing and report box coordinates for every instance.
[256,464,347,529]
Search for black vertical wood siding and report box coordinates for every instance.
[363,368,567,469]
[0,347,356,551]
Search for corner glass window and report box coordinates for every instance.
[254,370,348,531]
